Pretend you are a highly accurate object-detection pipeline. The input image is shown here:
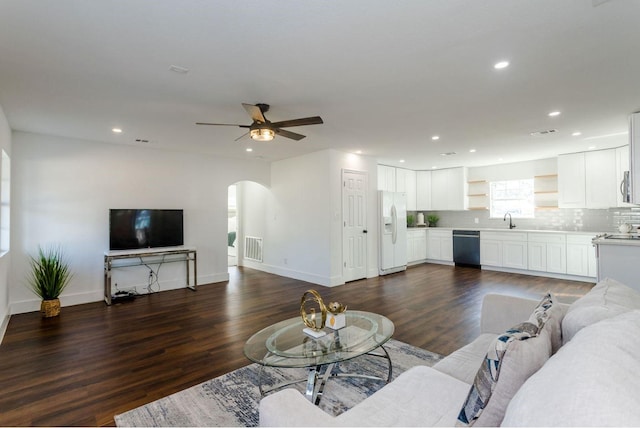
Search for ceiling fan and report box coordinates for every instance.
[196,103,323,141]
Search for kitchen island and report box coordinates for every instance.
[592,235,640,291]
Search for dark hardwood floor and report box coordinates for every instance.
[0,263,593,426]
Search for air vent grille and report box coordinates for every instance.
[530,129,557,136]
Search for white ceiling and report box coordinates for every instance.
[0,0,639,170]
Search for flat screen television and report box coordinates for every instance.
[109,209,184,250]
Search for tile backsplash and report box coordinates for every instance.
[408,207,640,234]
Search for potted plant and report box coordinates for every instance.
[26,246,73,318]
[427,214,439,227]
[407,214,415,227]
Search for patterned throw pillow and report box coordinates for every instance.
[457,293,555,426]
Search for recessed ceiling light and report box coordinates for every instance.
[572,131,582,136]
[112,128,122,133]
[431,166,437,169]
[588,145,597,150]
[246,148,253,152]
[469,149,477,153]
[432,135,440,141]
[548,111,561,117]
[355,150,362,154]
[399,159,405,163]
[494,60,509,69]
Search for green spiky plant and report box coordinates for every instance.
[27,246,73,301]
[427,214,439,227]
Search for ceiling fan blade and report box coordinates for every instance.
[195,122,250,128]
[242,103,267,124]
[234,131,250,141]
[270,116,323,128]
[274,128,306,141]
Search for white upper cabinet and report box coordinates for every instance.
[416,171,432,210]
[585,149,617,209]
[377,165,396,192]
[558,152,586,208]
[431,167,467,210]
[396,168,417,211]
[558,148,618,209]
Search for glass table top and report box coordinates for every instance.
[243,310,394,368]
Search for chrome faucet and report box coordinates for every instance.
[504,212,516,229]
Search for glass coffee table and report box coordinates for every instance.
[244,310,395,405]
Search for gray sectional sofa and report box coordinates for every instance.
[259,278,640,426]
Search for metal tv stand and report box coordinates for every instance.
[103,246,197,305]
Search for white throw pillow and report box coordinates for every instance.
[457,293,555,427]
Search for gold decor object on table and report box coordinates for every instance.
[327,301,347,330]
[327,301,347,314]
[300,289,328,337]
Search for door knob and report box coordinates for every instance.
[363,230,368,233]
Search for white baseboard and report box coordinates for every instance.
[481,265,596,283]
[10,273,231,315]
[0,310,9,344]
[242,261,336,287]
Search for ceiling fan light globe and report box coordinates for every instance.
[250,128,275,141]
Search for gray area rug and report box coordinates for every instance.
[114,339,443,427]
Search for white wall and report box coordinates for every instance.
[10,131,270,313]
[0,104,11,339]
[242,149,378,287]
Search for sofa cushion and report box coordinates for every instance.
[433,333,496,385]
[457,293,556,427]
[338,366,471,427]
[260,366,472,427]
[562,277,640,343]
[502,309,640,427]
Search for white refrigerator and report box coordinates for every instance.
[379,191,408,275]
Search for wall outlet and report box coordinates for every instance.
[284,258,288,265]
[474,218,479,224]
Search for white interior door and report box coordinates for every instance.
[343,170,368,282]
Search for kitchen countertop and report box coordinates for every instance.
[592,234,640,246]
[407,226,607,235]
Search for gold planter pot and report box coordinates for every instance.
[41,298,61,317]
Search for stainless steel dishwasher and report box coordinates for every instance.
[453,230,481,268]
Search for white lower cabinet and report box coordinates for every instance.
[502,237,528,270]
[480,232,527,269]
[406,229,427,263]
[566,234,598,277]
[527,233,566,274]
[480,238,502,266]
[480,231,596,279]
[427,229,453,262]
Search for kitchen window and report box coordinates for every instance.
[490,179,534,219]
